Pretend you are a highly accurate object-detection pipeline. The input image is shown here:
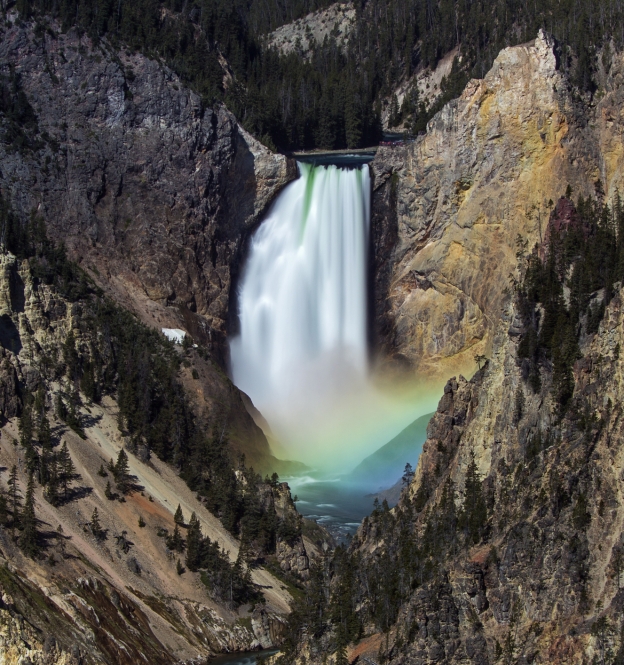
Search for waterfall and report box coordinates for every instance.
[230,161,426,471]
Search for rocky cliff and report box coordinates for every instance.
[0,14,294,359]
[265,2,356,58]
[352,295,624,664]
[370,30,624,384]
[0,15,300,473]
[283,209,624,664]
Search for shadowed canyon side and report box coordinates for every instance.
[370,31,624,384]
[0,18,355,663]
[0,19,295,353]
[0,19,300,475]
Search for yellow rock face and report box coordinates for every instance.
[372,31,624,384]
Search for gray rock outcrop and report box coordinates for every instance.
[0,18,294,357]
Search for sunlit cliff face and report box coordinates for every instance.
[229,161,443,472]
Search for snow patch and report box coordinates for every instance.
[162,328,186,344]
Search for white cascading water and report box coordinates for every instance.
[230,161,429,471]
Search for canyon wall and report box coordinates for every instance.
[344,285,624,664]
[0,17,295,354]
[0,17,301,472]
[371,30,624,383]
[0,248,321,663]
[281,33,624,664]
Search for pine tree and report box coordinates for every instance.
[24,442,40,475]
[0,494,8,525]
[613,545,624,589]
[57,442,77,501]
[38,449,50,486]
[402,462,415,487]
[237,532,255,569]
[19,473,38,557]
[104,480,114,500]
[66,387,84,437]
[63,330,79,381]
[37,413,52,450]
[19,402,39,475]
[33,383,45,420]
[176,558,184,575]
[344,94,362,149]
[316,97,336,150]
[167,524,185,553]
[19,403,33,448]
[54,392,67,421]
[7,465,21,540]
[114,449,131,494]
[514,386,525,424]
[388,93,400,127]
[43,453,61,506]
[185,512,202,571]
[438,476,458,554]
[138,515,146,528]
[90,507,103,539]
[174,503,184,525]
[80,362,96,402]
[460,450,488,546]
[335,626,349,665]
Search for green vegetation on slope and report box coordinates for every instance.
[0,197,294,605]
[11,0,624,151]
[516,191,624,411]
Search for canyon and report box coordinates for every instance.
[0,7,624,665]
